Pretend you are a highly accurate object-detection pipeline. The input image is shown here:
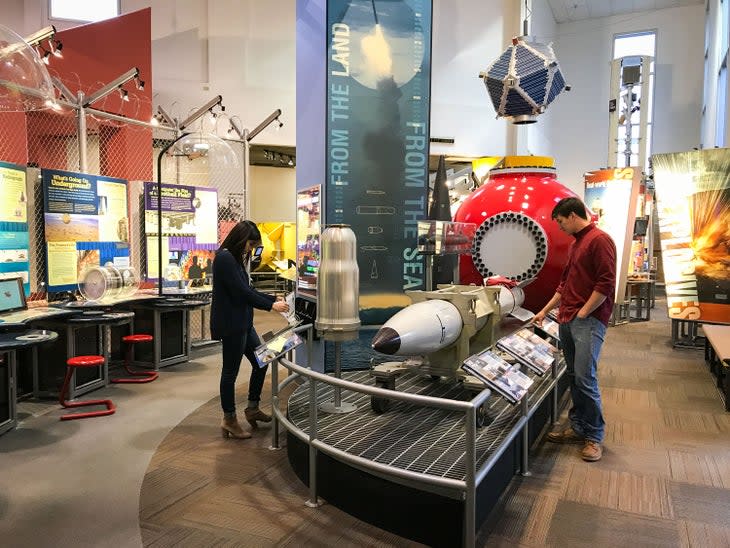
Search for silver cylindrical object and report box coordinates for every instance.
[315,224,360,340]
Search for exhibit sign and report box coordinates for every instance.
[0,161,30,294]
[326,0,433,324]
[41,169,130,291]
[143,182,218,281]
[296,185,321,292]
[584,167,641,302]
[653,149,730,323]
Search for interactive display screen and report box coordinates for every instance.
[0,277,26,313]
[296,185,321,292]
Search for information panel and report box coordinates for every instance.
[42,169,130,291]
[653,149,730,323]
[584,167,641,302]
[326,0,432,324]
[143,182,218,281]
[0,161,30,294]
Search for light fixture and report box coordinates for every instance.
[179,95,224,131]
[49,39,63,58]
[118,88,129,102]
[150,115,159,126]
[134,76,144,90]
[83,67,140,107]
[23,26,57,48]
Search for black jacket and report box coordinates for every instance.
[210,248,275,339]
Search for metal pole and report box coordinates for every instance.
[424,254,433,291]
[305,373,322,507]
[270,358,280,450]
[520,395,531,476]
[243,130,251,219]
[334,341,342,407]
[463,405,476,548]
[77,91,88,172]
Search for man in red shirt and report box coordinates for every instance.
[533,197,616,462]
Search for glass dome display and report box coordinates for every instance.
[78,264,124,302]
[0,24,57,112]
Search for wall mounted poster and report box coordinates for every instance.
[326,0,432,324]
[584,167,641,302]
[296,185,321,292]
[143,182,218,281]
[653,149,730,323]
[41,169,130,291]
[0,161,30,294]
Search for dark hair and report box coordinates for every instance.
[551,197,588,220]
[219,220,262,267]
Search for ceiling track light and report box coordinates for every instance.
[23,25,57,48]
[48,39,62,58]
[134,76,144,91]
[118,88,129,102]
[83,67,140,108]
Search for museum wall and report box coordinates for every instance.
[249,165,296,223]
[547,4,705,194]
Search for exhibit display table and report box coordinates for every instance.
[0,329,58,436]
[32,311,134,399]
[127,299,208,370]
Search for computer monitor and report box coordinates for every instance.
[0,277,27,314]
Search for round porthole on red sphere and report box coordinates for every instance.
[454,162,578,312]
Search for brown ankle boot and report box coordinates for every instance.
[244,407,271,428]
[220,414,252,439]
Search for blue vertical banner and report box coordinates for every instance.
[326,0,432,324]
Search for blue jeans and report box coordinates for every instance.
[558,316,607,443]
[220,327,266,414]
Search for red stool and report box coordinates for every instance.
[111,334,158,383]
[60,356,116,421]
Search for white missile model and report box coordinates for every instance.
[372,299,463,355]
[372,284,526,357]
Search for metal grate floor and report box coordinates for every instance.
[287,366,558,482]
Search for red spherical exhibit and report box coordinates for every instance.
[454,166,578,312]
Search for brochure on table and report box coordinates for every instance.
[535,317,560,341]
[462,349,533,404]
[652,149,730,324]
[41,169,130,291]
[584,167,641,303]
[143,182,218,282]
[254,327,304,366]
[497,328,556,376]
[0,161,31,294]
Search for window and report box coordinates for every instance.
[613,31,656,169]
[49,0,119,23]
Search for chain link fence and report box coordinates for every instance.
[0,73,250,346]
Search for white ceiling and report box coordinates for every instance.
[546,0,704,23]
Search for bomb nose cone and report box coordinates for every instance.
[372,327,401,355]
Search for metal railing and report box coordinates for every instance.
[267,324,566,548]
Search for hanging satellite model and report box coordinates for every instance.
[480,35,570,124]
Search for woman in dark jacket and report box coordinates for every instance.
[211,220,289,439]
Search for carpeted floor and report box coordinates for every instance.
[139,302,730,547]
[2,301,730,547]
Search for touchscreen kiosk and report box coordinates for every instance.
[0,277,26,314]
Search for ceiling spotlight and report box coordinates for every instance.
[134,77,144,91]
[118,88,129,102]
[150,115,159,126]
[42,50,51,65]
[277,119,284,129]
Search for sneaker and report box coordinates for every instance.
[581,440,602,462]
[547,427,585,444]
